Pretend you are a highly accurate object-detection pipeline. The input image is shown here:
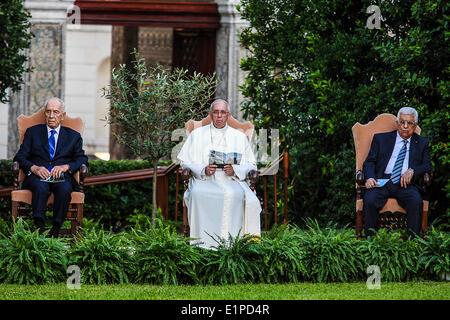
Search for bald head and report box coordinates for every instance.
[44,97,65,129]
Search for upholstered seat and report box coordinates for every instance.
[11,190,85,205]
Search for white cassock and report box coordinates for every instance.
[177,123,261,249]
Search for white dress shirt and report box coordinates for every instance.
[384,131,410,175]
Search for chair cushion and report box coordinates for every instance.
[379,198,407,214]
[11,190,85,204]
[356,198,429,213]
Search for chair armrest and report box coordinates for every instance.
[181,168,191,181]
[356,170,365,186]
[79,164,88,192]
[355,170,365,201]
[248,169,258,191]
[12,161,20,190]
[181,168,191,190]
[421,172,431,187]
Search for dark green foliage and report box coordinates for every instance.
[0,217,11,237]
[0,160,13,219]
[198,234,263,285]
[82,160,156,231]
[238,0,449,227]
[0,218,448,285]
[299,220,365,283]
[0,0,33,103]
[359,229,423,282]
[257,224,306,283]
[129,218,200,285]
[67,228,133,284]
[0,219,68,284]
[417,228,450,279]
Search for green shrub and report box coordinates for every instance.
[417,228,450,280]
[0,217,448,285]
[0,159,13,219]
[299,220,365,283]
[258,224,306,283]
[0,219,68,284]
[359,229,423,282]
[0,217,12,238]
[130,218,200,285]
[67,228,132,284]
[198,233,263,285]
[80,218,102,233]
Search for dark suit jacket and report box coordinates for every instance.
[363,130,432,191]
[14,124,88,190]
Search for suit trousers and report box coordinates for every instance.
[363,180,422,237]
[23,174,73,227]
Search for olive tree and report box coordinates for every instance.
[103,51,216,222]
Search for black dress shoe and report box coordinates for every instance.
[34,217,45,228]
[34,218,46,235]
[49,226,60,238]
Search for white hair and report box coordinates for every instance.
[397,107,418,123]
[44,97,65,112]
[210,99,231,113]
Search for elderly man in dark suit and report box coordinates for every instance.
[13,97,88,237]
[362,107,432,238]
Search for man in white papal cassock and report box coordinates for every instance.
[177,99,261,249]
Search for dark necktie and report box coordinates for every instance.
[48,129,56,171]
[391,139,408,184]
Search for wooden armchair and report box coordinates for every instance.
[11,107,88,237]
[180,115,258,237]
[352,113,430,238]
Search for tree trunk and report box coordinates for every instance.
[152,159,158,225]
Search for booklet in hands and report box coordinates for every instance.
[375,179,389,187]
[40,173,65,183]
[209,150,242,168]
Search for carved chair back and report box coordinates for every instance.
[184,115,254,142]
[352,113,421,172]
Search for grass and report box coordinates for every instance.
[0,282,448,300]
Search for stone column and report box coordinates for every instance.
[7,0,74,158]
[215,0,249,120]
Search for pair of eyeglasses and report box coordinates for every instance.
[398,120,416,127]
[212,110,229,116]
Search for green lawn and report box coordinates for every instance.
[0,282,448,300]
